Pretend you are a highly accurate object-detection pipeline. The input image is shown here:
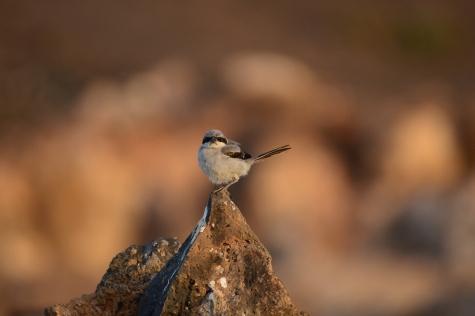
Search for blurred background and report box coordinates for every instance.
[1,1,475,315]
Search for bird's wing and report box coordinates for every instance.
[222,144,252,160]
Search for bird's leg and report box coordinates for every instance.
[221,179,238,192]
[212,178,238,195]
[213,185,225,194]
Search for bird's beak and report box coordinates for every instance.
[211,136,217,143]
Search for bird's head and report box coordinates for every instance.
[201,130,228,148]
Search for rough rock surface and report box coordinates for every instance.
[140,192,307,316]
[45,192,307,315]
[44,237,181,316]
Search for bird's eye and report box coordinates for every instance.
[216,137,227,144]
[202,136,212,144]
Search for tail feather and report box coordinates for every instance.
[254,145,291,162]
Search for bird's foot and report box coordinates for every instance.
[212,186,232,199]
[213,186,225,194]
[213,179,238,197]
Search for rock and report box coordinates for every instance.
[44,237,181,316]
[139,192,306,316]
[45,192,307,316]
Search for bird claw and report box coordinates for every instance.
[213,178,239,196]
[213,186,225,194]
[212,186,231,198]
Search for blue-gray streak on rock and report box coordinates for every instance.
[138,195,212,316]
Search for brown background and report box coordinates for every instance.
[1,1,475,315]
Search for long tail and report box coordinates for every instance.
[254,145,291,162]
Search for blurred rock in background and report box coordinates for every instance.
[0,1,474,315]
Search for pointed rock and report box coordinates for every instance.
[140,193,306,316]
[44,194,308,316]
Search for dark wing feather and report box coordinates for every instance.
[223,150,252,160]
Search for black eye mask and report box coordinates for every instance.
[202,136,212,144]
[216,137,227,144]
[202,136,228,144]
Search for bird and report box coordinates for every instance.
[198,129,290,193]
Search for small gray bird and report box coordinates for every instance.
[198,129,290,193]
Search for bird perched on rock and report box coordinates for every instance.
[198,129,290,193]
